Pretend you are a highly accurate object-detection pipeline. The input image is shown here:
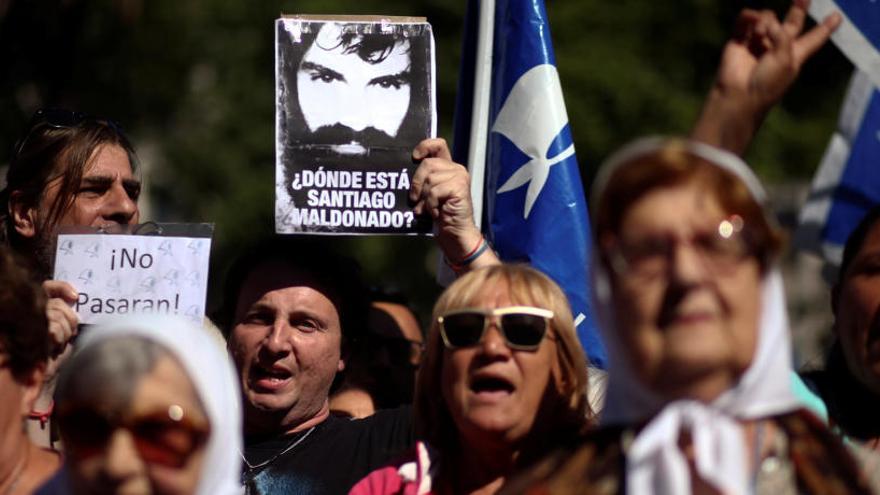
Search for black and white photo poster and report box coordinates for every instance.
[275,16,436,234]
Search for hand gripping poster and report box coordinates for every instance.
[275,16,436,234]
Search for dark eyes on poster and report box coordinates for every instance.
[275,16,436,235]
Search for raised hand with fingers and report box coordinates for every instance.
[692,0,842,154]
[410,138,499,273]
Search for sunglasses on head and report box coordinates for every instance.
[437,306,554,351]
[57,404,210,469]
[14,108,124,157]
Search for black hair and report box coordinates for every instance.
[216,236,369,349]
[837,204,880,282]
[276,20,431,148]
[329,28,411,65]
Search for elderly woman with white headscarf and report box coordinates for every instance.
[501,138,876,495]
[37,315,243,495]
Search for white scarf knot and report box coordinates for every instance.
[628,401,748,495]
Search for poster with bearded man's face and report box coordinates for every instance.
[275,16,435,235]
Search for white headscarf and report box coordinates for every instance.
[592,137,802,495]
[75,315,243,495]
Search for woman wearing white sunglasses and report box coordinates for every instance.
[350,264,593,495]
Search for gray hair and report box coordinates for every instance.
[55,335,168,412]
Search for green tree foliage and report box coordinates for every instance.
[0,0,851,320]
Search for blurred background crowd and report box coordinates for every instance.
[0,0,853,369]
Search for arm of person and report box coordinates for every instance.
[36,280,79,400]
[28,280,79,448]
[410,138,500,274]
[42,280,79,378]
[691,0,841,155]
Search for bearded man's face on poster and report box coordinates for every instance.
[296,23,413,155]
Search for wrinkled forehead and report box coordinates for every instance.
[83,143,137,177]
[306,23,411,72]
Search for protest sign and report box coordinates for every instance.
[53,230,212,324]
[275,15,436,234]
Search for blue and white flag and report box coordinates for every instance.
[452,0,606,367]
[796,70,880,266]
[809,0,880,88]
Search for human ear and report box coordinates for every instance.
[9,190,38,239]
[337,357,345,373]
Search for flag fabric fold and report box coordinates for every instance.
[452,0,607,367]
[808,0,880,89]
[796,69,880,267]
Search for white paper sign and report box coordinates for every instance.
[53,234,212,324]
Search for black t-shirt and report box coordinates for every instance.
[241,407,414,495]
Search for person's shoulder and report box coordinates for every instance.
[33,465,72,495]
[345,405,413,432]
[563,424,629,468]
[317,406,413,449]
[773,409,876,494]
[773,408,834,438]
[772,407,844,453]
[499,426,627,495]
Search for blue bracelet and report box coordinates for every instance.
[445,237,490,272]
[460,237,490,265]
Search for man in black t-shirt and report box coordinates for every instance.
[219,238,414,495]
[242,407,413,494]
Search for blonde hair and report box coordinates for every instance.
[414,264,591,456]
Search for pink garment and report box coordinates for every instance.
[349,441,437,495]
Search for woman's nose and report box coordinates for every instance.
[669,241,710,286]
[102,429,146,482]
[480,320,511,356]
